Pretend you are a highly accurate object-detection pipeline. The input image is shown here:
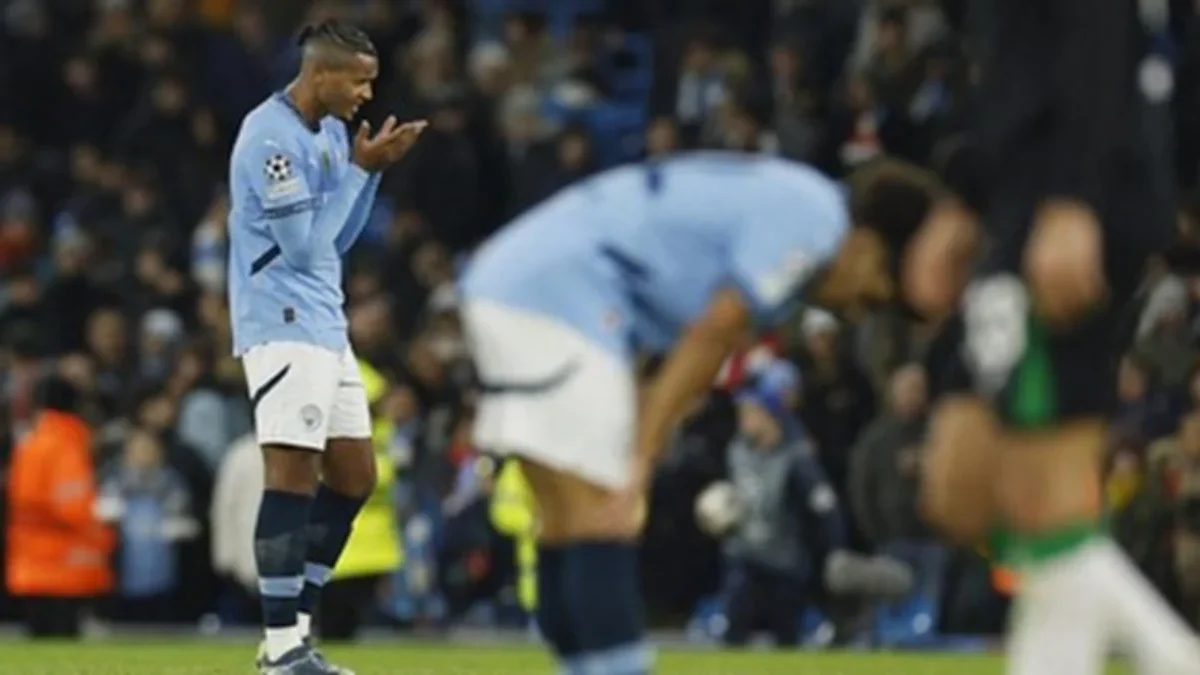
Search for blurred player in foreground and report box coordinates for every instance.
[911,1,1200,672]
[459,152,940,674]
[227,20,424,675]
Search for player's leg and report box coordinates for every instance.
[296,347,376,641]
[243,342,339,671]
[521,460,650,673]
[1009,210,1200,672]
[920,395,1003,545]
[994,415,1114,675]
[919,314,1006,546]
[463,300,651,674]
[995,318,1200,674]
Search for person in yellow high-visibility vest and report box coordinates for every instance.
[490,458,539,615]
[317,360,403,641]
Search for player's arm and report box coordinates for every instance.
[335,172,383,255]
[636,213,832,478]
[1049,0,1131,209]
[334,119,425,255]
[635,287,754,480]
[245,132,371,270]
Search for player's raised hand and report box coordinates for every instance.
[351,115,404,171]
[383,120,428,163]
[1024,199,1108,327]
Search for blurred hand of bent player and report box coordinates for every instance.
[904,199,981,323]
[1024,199,1107,327]
[603,455,652,535]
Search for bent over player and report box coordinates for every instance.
[459,152,939,674]
[227,20,424,675]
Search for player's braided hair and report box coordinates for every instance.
[847,157,944,270]
[297,19,376,57]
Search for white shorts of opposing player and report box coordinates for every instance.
[461,300,636,491]
[242,342,371,450]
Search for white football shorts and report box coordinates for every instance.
[461,300,637,490]
[241,341,371,450]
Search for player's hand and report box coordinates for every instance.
[383,120,428,163]
[351,116,415,171]
[904,199,980,323]
[1024,199,1107,327]
[600,457,652,537]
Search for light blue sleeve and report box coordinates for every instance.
[335,172,382,255]
[241,127,369,270]
[727,192,846,322]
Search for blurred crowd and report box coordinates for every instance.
[4,0,1200,646]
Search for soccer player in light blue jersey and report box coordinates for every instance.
[459,154,941,674]
[227,20,424,675]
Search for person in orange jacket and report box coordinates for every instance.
[5,375,115,638]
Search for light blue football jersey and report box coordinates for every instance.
[459,152,848,360]
[227,92,382,356]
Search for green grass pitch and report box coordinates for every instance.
[0,642,1132,674]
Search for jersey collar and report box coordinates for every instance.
[273,91,320,133]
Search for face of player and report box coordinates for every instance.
[812,228,896,321]
[316,53,379,120]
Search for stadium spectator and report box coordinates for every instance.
[210,432,263,623]
[5,376,113,638]
[711,359,845,647]
[96,426,199,623]
[795,310,877,549]
[848,363,929,548]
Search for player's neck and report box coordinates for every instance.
[283,81,325,128]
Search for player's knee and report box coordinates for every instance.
[520,460,641,542]
[919,397,1000,543]
[321,438,377,499]
[261,445,321,493]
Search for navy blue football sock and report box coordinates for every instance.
[536,545,581,658]
[297,485,367,619]
[560,542,652,674]
[255,489,314,630]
